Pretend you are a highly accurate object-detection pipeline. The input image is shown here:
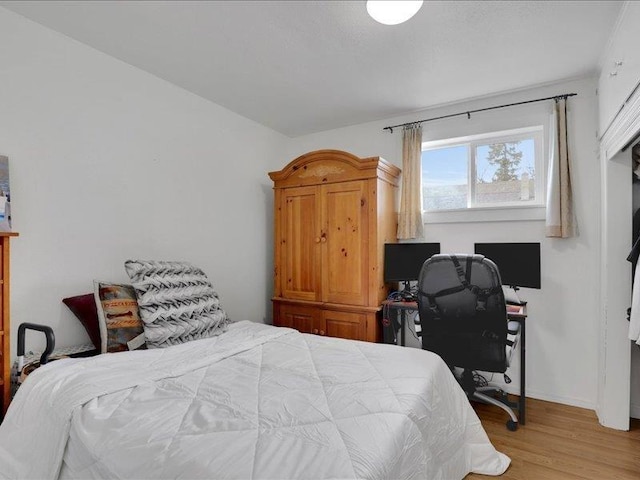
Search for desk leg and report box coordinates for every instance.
[519,319,526,425]
[400,310,406,347]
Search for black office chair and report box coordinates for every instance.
[416,254,521,431]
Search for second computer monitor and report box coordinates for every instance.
[384,243,441,284]
[474,242,541,289]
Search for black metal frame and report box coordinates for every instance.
[17,323,55,366]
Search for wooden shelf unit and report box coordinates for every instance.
[0,232,18,417]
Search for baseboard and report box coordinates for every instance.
[497,384,596,411]
[523,390,596,410]
[467,371,597,411]
[630,403,640,419]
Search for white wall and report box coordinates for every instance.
[0,7,287,354]
[283,77,602,409]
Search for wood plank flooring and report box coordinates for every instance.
[466,397,640,479]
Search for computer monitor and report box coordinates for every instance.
[384,243,441,287]
[474,242,541,289]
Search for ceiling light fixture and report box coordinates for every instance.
[366,0,424,26]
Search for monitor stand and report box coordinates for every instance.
[502,285,522,305]
[401,281,414,301]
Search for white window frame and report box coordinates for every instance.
[422,126,545,224]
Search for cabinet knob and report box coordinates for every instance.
[615,60,623,67]
[312,328,319,334]
[610,71,618,77]
[320,236,327,243]
[319,330,325,336]
[315,237,321,243]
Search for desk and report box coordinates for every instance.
[507,303,527,425]
[381,300,418,347]
[381,299,527,425]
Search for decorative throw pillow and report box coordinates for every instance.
[124,260,229,349]
[62,293,101,351]
[93,281,146,353]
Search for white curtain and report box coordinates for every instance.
[397,124,424,239]
[546,98,576,238]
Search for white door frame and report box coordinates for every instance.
[597,85,640,430]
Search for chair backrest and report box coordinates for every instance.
[417,254,508,372]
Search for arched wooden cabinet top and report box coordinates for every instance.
[268,149,401,188]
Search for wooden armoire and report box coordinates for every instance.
[269,150,400,342]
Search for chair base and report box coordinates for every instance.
[459,369,519,431]
[472,391,519,430]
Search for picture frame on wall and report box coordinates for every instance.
[0,156,12,232]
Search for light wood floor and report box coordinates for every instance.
[466,397,640,479]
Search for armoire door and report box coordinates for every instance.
[280,186,321,301]
[323,310,366,341]
[320,180,369,306]
[275,303,318,335]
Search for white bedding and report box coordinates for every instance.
[0,321,509,479]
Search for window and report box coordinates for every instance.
[421,127,544,215]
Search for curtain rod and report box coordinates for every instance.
[382,93,578,133]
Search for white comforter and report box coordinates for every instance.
[0,321,509,479]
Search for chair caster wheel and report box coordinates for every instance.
[506,420,518,431]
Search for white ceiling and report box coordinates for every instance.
[1,1,623,137]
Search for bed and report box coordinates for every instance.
[0,321,509,479]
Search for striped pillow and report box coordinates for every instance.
[124,260,229,349]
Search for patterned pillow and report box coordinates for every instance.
[93,281,146,353]
[124,260,229,349]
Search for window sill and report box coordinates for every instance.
[423,205,546,224]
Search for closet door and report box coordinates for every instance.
[320,181,369,306]
[280,186,321,301]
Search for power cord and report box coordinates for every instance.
[385,291,422,342]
